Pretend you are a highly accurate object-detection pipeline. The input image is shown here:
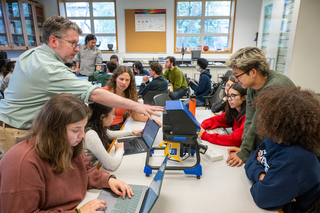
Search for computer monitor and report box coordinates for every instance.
[191,50,201,61]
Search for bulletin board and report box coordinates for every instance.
[125,9,166,53]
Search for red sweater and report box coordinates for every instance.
[0,138,112,213]
[200,112,245,147]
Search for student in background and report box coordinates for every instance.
[245,86,320,213]
[138,62,168,97]
[163,56,188,100]
[225,47,294,167]
[85,102,143,171]
[94,61,117,87]
[211,76,236,113]
[110,54,119,65]
[0,16,162,154]
[183,58,211,108]
[75,34,102,80]
[102,66,162,130]
[199,83,246,146]
[133,61,150,75]
[0,93,133,212]
[0,61,16,97]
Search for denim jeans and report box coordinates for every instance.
[169,88,187,100]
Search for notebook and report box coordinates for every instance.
[97,155,168,213]
[117,119,160,155]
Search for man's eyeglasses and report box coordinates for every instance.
[234,70,250,80]
[227,93,240,100]
[55,36,79,48]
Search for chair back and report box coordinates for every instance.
[153,93,172,107]
[143,90,169,105]
[205,84,222,108]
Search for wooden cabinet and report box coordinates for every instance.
[0,0,45,50]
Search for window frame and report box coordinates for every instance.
[64,0,118,53]
[174,0,237,54]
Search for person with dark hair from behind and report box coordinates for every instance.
[110,54,119,65]
[94,61,118,87]
[74,34,102,80]
[225,47,295,167]
[0,61,16,97]
[199,83,246,146]
[138,62,168,97]
[245,86,320,213]
[0,93,134,212]
[133,61,149,76]
[211,75,236,113]
[183,58,211,108]
[163,56,188,100]
[85,103,143,171]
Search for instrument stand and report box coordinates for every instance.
[144,137,202,179]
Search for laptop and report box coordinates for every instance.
[135,76,144,89]
[97,155,168,213]
[117,119,161,155]
[135,76,152,89]
[77,76,89,81]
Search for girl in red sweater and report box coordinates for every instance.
[199,83,246,146]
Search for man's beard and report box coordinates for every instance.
[62,56,73,63]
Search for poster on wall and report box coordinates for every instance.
[135,9,166,32]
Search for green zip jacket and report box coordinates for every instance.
[237,70,295,162]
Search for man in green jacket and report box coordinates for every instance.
[225,47,295,167]
[163,56,188,100]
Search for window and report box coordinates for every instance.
[65,1,117,51]
[175,0,236,53]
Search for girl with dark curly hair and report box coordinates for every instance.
[102,66,161,130]
[199,83,246,146]
[245,86,320,213]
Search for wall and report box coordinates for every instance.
[110,0,263,61]
[7,0,263,62]
[288,0,320,93]
[36,0,59,20]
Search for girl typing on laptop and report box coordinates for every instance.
[85,102,143,171]
[0,94,134,212]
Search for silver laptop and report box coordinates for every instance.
[97,155,168,213]
[117,119,160,155]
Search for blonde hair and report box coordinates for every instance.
[26,93,91,174]
[226,47,270,76]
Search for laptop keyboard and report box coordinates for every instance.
[111,189,143,213]
[132,138,146,151]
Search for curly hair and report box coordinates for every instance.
[107,66,138,112]
[42,16,82,45]
[149,62,163,75]
[253,86,320,151]
[226,47,270,76]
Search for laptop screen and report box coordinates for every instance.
[135,76,144,86]
[142,119,160,148]
[141,155,168,213]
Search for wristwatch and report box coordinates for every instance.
[108,174,117,181]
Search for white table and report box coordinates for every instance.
[79,110,277,213]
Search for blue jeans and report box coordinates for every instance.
[169,88,187,100]
[183,99,205,108]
